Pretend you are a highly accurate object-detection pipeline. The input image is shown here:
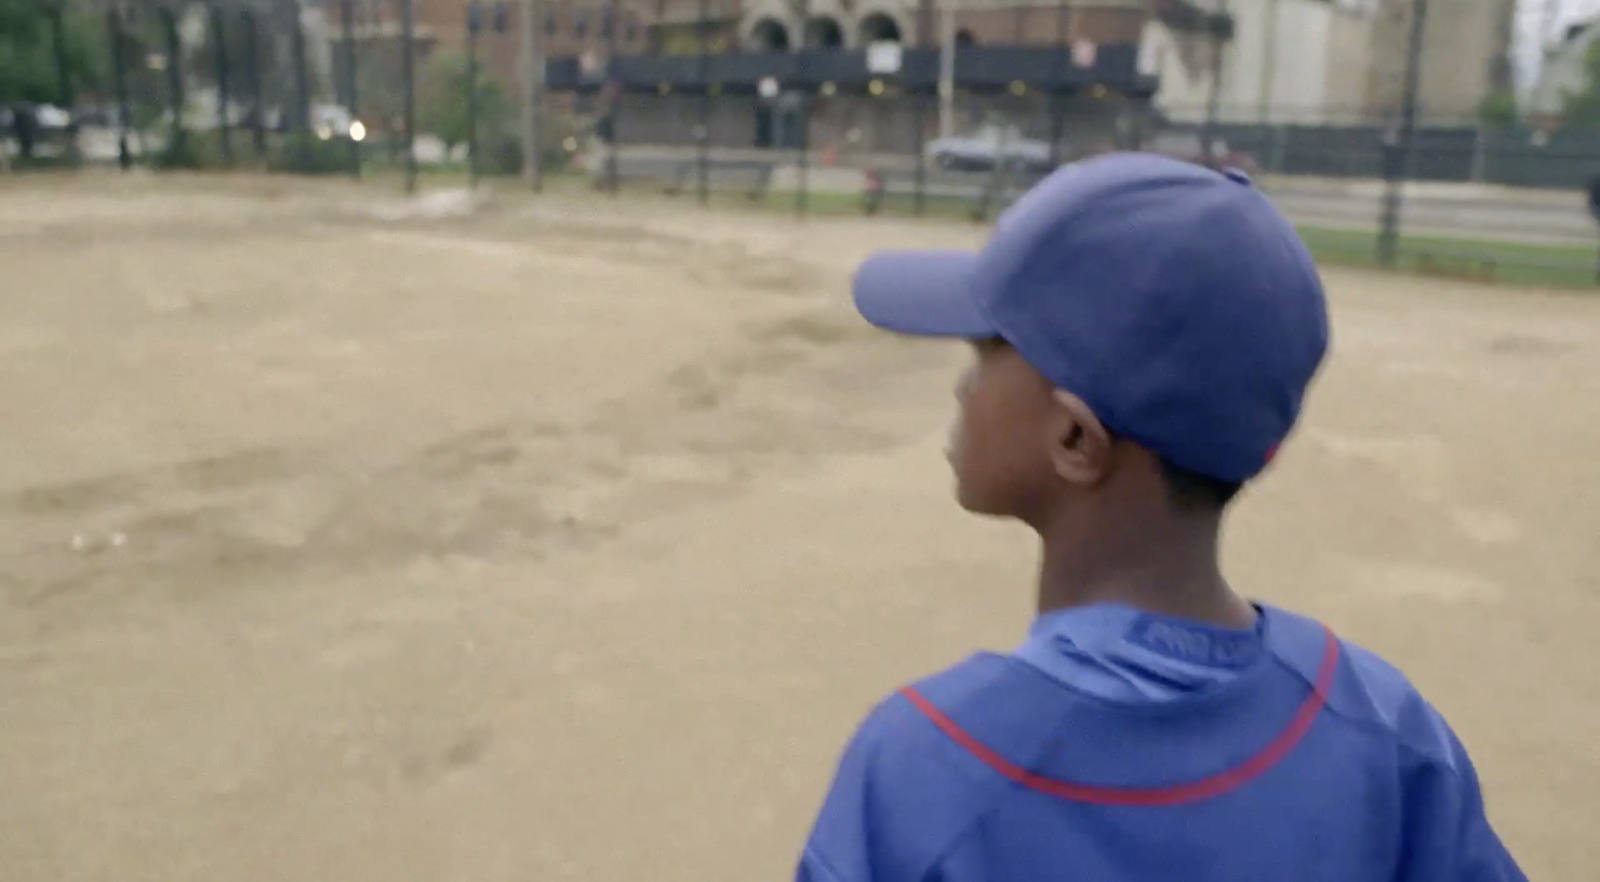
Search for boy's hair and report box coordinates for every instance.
[1106,428,1243,511]
[1158,458,1244,512]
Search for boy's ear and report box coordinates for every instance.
[1047,390,1115,487]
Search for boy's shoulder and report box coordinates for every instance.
[847,650,1044,783]
[1319,621,1469,772]
[861,607,1470,775]
[804,615,1512,882]
[803,654,1029,880]
[857,649,1081,763]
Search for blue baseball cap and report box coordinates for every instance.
[853,152,1329,483]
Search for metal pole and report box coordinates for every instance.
[211,3,233,167]
[1257,0,1278,124]
[109,8,133,170]
[938,0,954,139]
[913,91,927,215]
[400,0,417,193]
[520,0,544,190]
[160,7,186,160]
[1376,0,1427,268]
[1201,0,1228,165]
[1048,0,1067,169]
[604,3,618,193]
[241,9,265,159]
[48,2,79,164]
[794,0,810,216]
[290,1,313,171]
[467,1,481,187]
[696,0,709,205]
[340,0,360,177]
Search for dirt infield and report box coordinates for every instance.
[1,174,1596,882]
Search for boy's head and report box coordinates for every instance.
[853,153,1328,532]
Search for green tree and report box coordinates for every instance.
[1478,89,1517,131]
[1562,41,1600,129]
[0,0,105,104]
[417,50,506,154]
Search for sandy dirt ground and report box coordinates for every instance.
[0,173,1596,882]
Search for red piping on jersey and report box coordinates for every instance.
[898,625,1340,807]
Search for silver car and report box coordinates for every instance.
[925,123,1053,173]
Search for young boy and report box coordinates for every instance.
[795,153,1526,882]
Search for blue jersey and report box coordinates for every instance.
[797,604,1525,882]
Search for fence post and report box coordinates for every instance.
[695,0,709,206]
[400,0,417,193]
[159,6,186,163]
[108,8,133,170]
[520,0,545,191]
[340,0,360,177]
[602,4,619,194]
[211,3,234,167]
[1268,123,1287,173]
[289,2,313,171]
[1376,0,1428,268]
[1049,0,1067,169]
[241,9,265,160]
[937,1,953,139]
[794,1,811,217]
[1468,122,1487,183]
[1201,0,1229,165]
[467,1,482,187]
[47,1,81,165]
[913,91,926,215]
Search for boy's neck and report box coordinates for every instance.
[1034,516,1256,630]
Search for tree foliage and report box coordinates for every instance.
[1562,41,1600,129]
[418,50,507,151]
[1478,89,1517,131]
[0,0,106,104]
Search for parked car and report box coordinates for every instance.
[925,123,1054,173]
[1145,131,1259,174]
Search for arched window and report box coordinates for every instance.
[858,12,901,44]
[749,17,790,52]
[805,15,844,49]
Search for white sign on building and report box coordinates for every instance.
[866,41,903,75]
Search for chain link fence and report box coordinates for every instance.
[9,1,1600,287]
[0,0,545,184]
[579,80,1600,288]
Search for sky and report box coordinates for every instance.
[1517,0,1600,89]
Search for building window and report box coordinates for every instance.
[544,9,558,34]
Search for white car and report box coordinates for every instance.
[925,123,1053,173]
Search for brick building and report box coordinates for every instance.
[330,0,1165,81]
[324,0,1186,151]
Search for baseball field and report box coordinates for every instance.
[0,173,1595,881]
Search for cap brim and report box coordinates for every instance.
[852,250,994,338]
